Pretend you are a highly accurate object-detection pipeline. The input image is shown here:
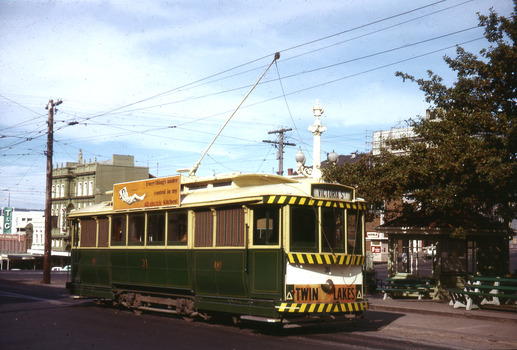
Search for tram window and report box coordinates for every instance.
[128,214,145,245]
[321,208,344,252]
[111,215,127,245]
[98,217,109,247]
[71,220,79,247]
[216,207,244,247]
[147,212,165,245]
[80,218,96,247]
[253,206,279,245]
[194,210,213,247]
[290,206,317,252]
[168,211,188,245]
[347,210,363,254]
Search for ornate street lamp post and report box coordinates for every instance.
[296,100,327,179]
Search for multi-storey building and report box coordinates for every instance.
[372,109,442,156]
[51,151,149,254]
[1,208,45,269]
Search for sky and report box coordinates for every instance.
[0,0,514,209]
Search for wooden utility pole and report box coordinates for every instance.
[263,128,295,176]
[43,99,62,284]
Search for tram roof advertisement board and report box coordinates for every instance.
[113,176,181,211]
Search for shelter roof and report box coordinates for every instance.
[377,211,507,234]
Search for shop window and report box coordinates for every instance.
[128,214,145,245]
[253,206,279,245]
[111,215,126,245]
[216,207,244,247]
[290,206,317,252]
[148,212,166,245]
[194,210,213,247]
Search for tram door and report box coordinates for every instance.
[193,207,248,298]
[249,206,283,300]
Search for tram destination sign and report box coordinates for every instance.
[286,284,358,303]
[312,184,353,201]
[113,176,180,210]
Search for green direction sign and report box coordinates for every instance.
[3,207,13,234]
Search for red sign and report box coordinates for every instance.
[371,246,381,254]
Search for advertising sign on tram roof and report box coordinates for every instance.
[113,176,180,210]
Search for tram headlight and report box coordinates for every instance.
[321,279,334,294]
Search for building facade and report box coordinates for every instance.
[1,208,45,269]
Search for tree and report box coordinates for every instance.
[324,3,517,229]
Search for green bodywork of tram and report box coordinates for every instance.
[67,173,368,322]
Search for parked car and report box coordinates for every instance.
[52,265,70,271]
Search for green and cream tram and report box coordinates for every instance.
[67,172,368,325]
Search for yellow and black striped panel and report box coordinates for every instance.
[277,301,368,314]
[264,195,367,210]
[287,253,365,266]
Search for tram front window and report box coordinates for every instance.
[253,206,279,245]
[347,210,363,255]
[290,206,317,252]
[321,208,345,252]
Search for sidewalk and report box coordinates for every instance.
[367,293,517,323]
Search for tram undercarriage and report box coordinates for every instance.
[101,285,365,327]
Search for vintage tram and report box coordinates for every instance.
[67,172,368,325]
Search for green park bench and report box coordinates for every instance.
[379,277,435,300]
[448,276,517,311]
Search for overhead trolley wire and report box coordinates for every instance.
[62,0,456,125]
[171,32,484,135]
[241,37,485,111]
[280,0,475,64]
[1,29,483,156]
[79,24,481,133]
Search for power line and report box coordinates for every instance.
[59,0,455,125]
[67,24,481,132]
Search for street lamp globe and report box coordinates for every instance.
[328,150,338,164]
[295,147,306,165]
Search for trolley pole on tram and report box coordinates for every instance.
[43,99,62,284]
